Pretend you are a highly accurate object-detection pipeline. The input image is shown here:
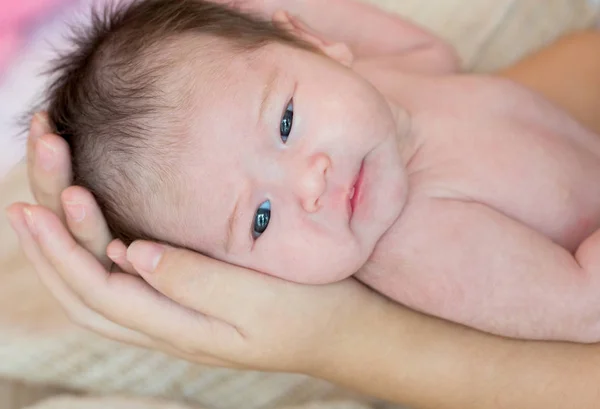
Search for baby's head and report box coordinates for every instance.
[46,0,407,284]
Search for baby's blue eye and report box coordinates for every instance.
[252,200,271,239]
[280,100,293,143]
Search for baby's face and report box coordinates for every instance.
[176,41,408,284]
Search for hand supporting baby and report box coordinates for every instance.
[8,113,395,375]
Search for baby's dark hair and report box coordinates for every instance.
[45,0,308,245]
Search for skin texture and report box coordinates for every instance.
[7,0,600,407]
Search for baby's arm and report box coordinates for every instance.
[222,0,460,74]
[394,198,600,343]
[269,0,458,64]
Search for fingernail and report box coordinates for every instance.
[64,201,86,222]
[127,241,165,273]
[37,138,56,171]
[30,113,49,142]
[23,207,37,236]
[106,249,123,263]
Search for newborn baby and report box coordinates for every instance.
[44,0,600,342]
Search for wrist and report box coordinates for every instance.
[302,285,483,407]
[305,284,406,387]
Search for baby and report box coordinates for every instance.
[44,0,600,342]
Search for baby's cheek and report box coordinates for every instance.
[255,236,362,285]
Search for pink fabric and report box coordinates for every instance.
[0,0,73,76]
[0,0,81,178]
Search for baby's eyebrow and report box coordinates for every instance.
[258,67,280,125]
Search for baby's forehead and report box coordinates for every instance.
[181,50,275,124]
[175,39,304,161]
[172,42,264,102]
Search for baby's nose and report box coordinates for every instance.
[296,152,331,213]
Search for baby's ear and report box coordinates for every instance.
[272,10,354,67]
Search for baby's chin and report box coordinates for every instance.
[260,247,370,285]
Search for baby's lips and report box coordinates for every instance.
[349,160,366,215]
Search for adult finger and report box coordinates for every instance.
[61,186,114,269]
[27,114,112,268]
[29,133,72,220]
[26,205,245,358]
[107,239,139,275]
[27,113,52,178]
[5,203,152,347]
[126,240,282,325]
[7,205,238,367]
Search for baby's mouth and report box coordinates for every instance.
[349,160,365,215]
[348,186,356,200]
